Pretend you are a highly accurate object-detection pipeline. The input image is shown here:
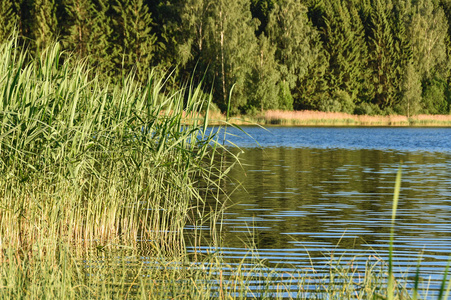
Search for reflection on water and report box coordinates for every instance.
[84,127,451,297]
[190,127,451,295]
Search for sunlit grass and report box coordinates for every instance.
[0,33,231,258]
[217,110,451,126]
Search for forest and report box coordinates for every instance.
[1,0,451,116]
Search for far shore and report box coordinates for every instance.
[195,110,451,127]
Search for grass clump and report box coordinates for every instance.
[219,110,451,127]
[0,33,228,268]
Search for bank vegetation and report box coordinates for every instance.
[2,0,451,117]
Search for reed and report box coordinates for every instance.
[208,110,451,127]
[0,236,432,299]
[410,114,451,126]
[0,33,231,260]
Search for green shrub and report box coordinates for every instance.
[422,78,449,114]
[277,81,294,111]
[354,102,383,115]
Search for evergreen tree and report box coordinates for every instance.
[10,0,32,40]
[148,0,184,71]
[366,0,399,109]
[250,0,276,35]
[62,0,115,79]
[295,45,329,110]
[89,0,115,78]
[267,0,318,106]
[297,0,331,110]
[113,0,156,81]
[32,0,58,51]
[319,0,371,112]
[63,0,94,58]
[4,0,451,114]
[391,0,413,103]
[0,0,18,43]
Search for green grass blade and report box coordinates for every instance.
[438,258,451,300]
[388,164,402,300]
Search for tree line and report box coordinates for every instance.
[1,0,451,116]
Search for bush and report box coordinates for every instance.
[277,81,294,111]
[422,79,448,114]
[318,89,355,113]
[354,102,383,115]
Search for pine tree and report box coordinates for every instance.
[113,0,156,81]
[89,0,115,78]
[392,0,413,100]
[350,2,375,104]
[367,0,399,109]
[0,0,18,43]
[295,45,329,110]
[148,0,185,71]
[319,0,370,112]
[62,0,115,79]
[250,0,276,35]
[267,0,318,107]
[11,0,31,40]
[63,0,94,59]
[296,0,331,110]
[32,0,58,51]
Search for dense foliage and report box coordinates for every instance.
[2,0,451,115]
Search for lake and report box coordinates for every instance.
[188,126,451,296]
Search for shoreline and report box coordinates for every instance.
[200,110,451,127]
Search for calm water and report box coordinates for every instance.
[84,127,451,297]
[189,126,451,296]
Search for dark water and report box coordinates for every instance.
[189,126,451,296]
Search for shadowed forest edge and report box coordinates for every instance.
[2,0,451,118]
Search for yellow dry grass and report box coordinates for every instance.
[187,110,451,127]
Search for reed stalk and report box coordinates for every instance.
[0,33,229,260]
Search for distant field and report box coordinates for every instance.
[202,110,451,127]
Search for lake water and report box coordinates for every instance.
[190,126,451,296]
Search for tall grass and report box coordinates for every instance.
[0,34,230,260]
[220,110,451,126]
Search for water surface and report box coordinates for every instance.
[191,126,451,296]
[85,126,451,297]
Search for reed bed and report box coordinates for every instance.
[217,110,451,126]
[0,234,441,299]
[0,34,232,260]
[410,114,451,125]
